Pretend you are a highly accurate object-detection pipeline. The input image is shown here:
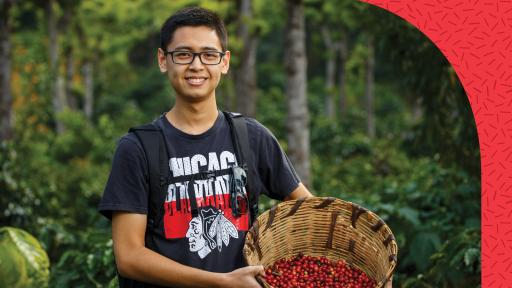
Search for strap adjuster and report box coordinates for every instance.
[197,171,217,179]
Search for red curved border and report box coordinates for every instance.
[360,0,512,286]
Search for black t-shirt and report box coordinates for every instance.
[98,112,300,287]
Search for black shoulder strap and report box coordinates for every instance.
[128,123,170,240]
[223,111,258,225]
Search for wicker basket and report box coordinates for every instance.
[243,197,398,288]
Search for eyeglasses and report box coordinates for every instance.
[230,166,248,217]
[164,50,225,65]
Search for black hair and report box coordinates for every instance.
[160,7,228,51]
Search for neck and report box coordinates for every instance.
[166,96,219,135]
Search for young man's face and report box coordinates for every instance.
[158,26,230,102]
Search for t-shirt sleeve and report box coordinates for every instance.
[249,119,301,200]
[98,134,149,220]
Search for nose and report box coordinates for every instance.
[188,54,204,70]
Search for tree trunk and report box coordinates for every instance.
[56,72,66,114]
[235,0,259,117]
[65,46,77,110]
[365,36,375,138]
[321,25,336,119]
[0,0,14,141]
[412,97,423,122]
[60,4,75,110]
[46,0,65,133]
[75,18,95,119]
[83,60,94,120]
[285,0,310,188]
[220,71,235,111]
[338,34,348,116]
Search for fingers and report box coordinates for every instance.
[250,266,265,288]
[230,266,266,288]
[385,275,393,288]
[249,265,265,277]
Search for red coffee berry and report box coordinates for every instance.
[261,254,377,288]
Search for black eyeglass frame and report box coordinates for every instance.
[164,50,226,65]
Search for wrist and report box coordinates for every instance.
[211,272,229,288]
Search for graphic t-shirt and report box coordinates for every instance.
[98,112,300,287]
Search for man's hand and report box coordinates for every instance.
[385,275,393,288]
[222,265,265,288]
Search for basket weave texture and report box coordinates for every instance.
[243,197,398,288]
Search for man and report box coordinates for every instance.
[99,6,313,287]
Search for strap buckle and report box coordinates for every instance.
[230,166,248,217]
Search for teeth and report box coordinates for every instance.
[186,78,206,85]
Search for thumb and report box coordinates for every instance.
[249,265,265,276]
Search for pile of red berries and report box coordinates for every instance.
[262,253,377,288]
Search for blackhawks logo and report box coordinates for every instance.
[185,207,239,258]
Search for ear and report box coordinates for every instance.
[157,48,168,73]
[221,50,230,75]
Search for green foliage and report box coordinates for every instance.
[426,228,481,286]
[49,231,116,288]
[1,140,57,229]
[0,109,130,286]
[308,116,480,286]
[0,227,50,288]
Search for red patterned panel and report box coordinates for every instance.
[360,0,512,286]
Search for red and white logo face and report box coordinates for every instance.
[162,151,249,240]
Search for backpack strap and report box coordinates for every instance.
[223,111,258,226]
[128,123,170,248]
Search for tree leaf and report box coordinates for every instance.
[397,207,421,226]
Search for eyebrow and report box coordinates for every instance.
[173,46,220,51]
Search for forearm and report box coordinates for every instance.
[284,182,314,200]
[117,246,226,288]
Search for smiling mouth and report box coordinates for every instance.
[185,77,207,86]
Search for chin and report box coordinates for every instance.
[179,91,214,102]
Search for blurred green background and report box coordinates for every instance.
[0,0,480,287]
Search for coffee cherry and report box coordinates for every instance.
[261,255,377,288]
